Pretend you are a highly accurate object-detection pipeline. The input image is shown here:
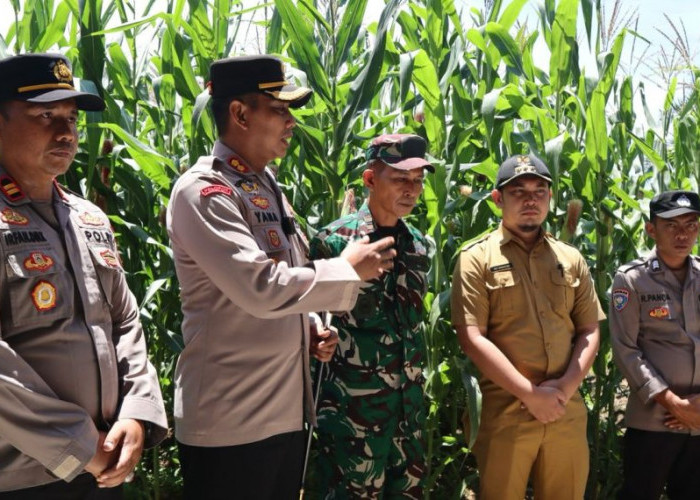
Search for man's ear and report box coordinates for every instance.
[491,188,503,208]
[229,100,247,129]
[362,169,374,189]
[645,220,656,240]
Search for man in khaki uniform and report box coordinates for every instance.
[0,54,167,498]
[611,191,700,499]
[450,154,604,499]
[167,55,396,499]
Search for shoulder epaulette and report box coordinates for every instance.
[460,233,490,253]
[617,258,645,274]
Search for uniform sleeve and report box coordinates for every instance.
[609,271,668,403]
[108,271,168,447]
[168,181,360,319]
[0,331,99,481]
[450,248,490,327]
[570,252,606,326]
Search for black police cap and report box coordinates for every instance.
[650,190,700,219]
[0,53,104,111]
[496,154,552,188]
[208,55,312,108]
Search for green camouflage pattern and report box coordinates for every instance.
[309,202,429,499]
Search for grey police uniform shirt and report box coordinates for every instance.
[0,171,167,491]
[167,140,361,448]
[610,248,700,435]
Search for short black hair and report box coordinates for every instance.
[211,93,260,136]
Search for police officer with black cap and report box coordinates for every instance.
[166,55,397,499]
[0,53,167,498]
[611,190,700,500]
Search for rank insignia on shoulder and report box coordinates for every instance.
[201,185,233,197]
[236,180,259,194]
[250,196,270,209]
[612,289,629,311]
[0,175,25,202]
[79,212,105,227]
[228,156,250,174]
[1,207,29,225]
[268,229,282,248]
[649,305,670,319]
[31,280,57,311]
[651,259,661,271]
[100,249,120,268]
[490,262,513,273]
[24,252,54,272]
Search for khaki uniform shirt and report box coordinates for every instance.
[451,225,604,418]
[167,141,361,447]
[610,248,700,434]
[0,171,167,491]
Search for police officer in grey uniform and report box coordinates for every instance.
[611,190,700,499]
[0,54,167,498]
[167,55,396,499]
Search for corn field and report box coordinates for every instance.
[2,0,699,498]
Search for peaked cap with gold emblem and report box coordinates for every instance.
[496,154,551,188]
[208,55,312,108]
[0,53,105,111]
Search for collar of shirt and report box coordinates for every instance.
[646,246,700,277]
[496,223,549,251]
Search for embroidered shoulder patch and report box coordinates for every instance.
[612,289,629,311]
[100,249,121,268]
[201,185,233,197]
[79,212,105,227]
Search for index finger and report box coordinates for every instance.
[367,236,395,251]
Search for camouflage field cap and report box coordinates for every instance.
[366,134,434,172]
[496,154,551,188]
[650,190,700,219]
[0,53,105,111]
[208,55,312,108]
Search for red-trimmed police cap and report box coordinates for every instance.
[366,134,434,172]
[208,55,312,108]
[0,53,105,111]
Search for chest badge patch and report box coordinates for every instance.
[100,249,120,268]
[612,289,629,312]
[250,196,270,209]
[31,280,57,311]
[79,212,105,227]
[228,156,250,174]
[1,207,29,225]
[24,252,54,272]
[268,229,282,248]
[201,185,233,197]
[237,180,259,194]
[649,306,670,319]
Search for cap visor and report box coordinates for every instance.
[385,157,435,173]
[26,89,105,111]
[655,208,700,218]
[264,84,313,108]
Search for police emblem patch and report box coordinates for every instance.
[250,196,270,209]
[100,249,120,268]
[228,156,250,174]
[649,306,670,319]
[24,252,54,272]
[677,195,692,207]
[268,229,281,248]
[612,289,629,311]
[31,280,57,311]
[237,180,259,194]
[79,212,105,226]
[1,207,29,225]
[53,59,73,83]
[201,185,233,197]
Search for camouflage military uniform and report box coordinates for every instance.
[309,202,429,499]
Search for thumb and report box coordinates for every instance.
[103,424,124,452]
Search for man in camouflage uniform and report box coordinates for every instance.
[309,134,433,499]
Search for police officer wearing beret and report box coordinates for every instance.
[450,155,604,499]
[0,54,167,498]
[611,191,700,499]
[166,55,396,499]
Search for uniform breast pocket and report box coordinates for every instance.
[252,224,291,256]
[485,270,525,315]
[88,245,124,308]
[550,268,580,316]
[4,250,73,331]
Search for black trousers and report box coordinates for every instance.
[0,473,122,500]
[618,428,700,500]
[178,430,305,500]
